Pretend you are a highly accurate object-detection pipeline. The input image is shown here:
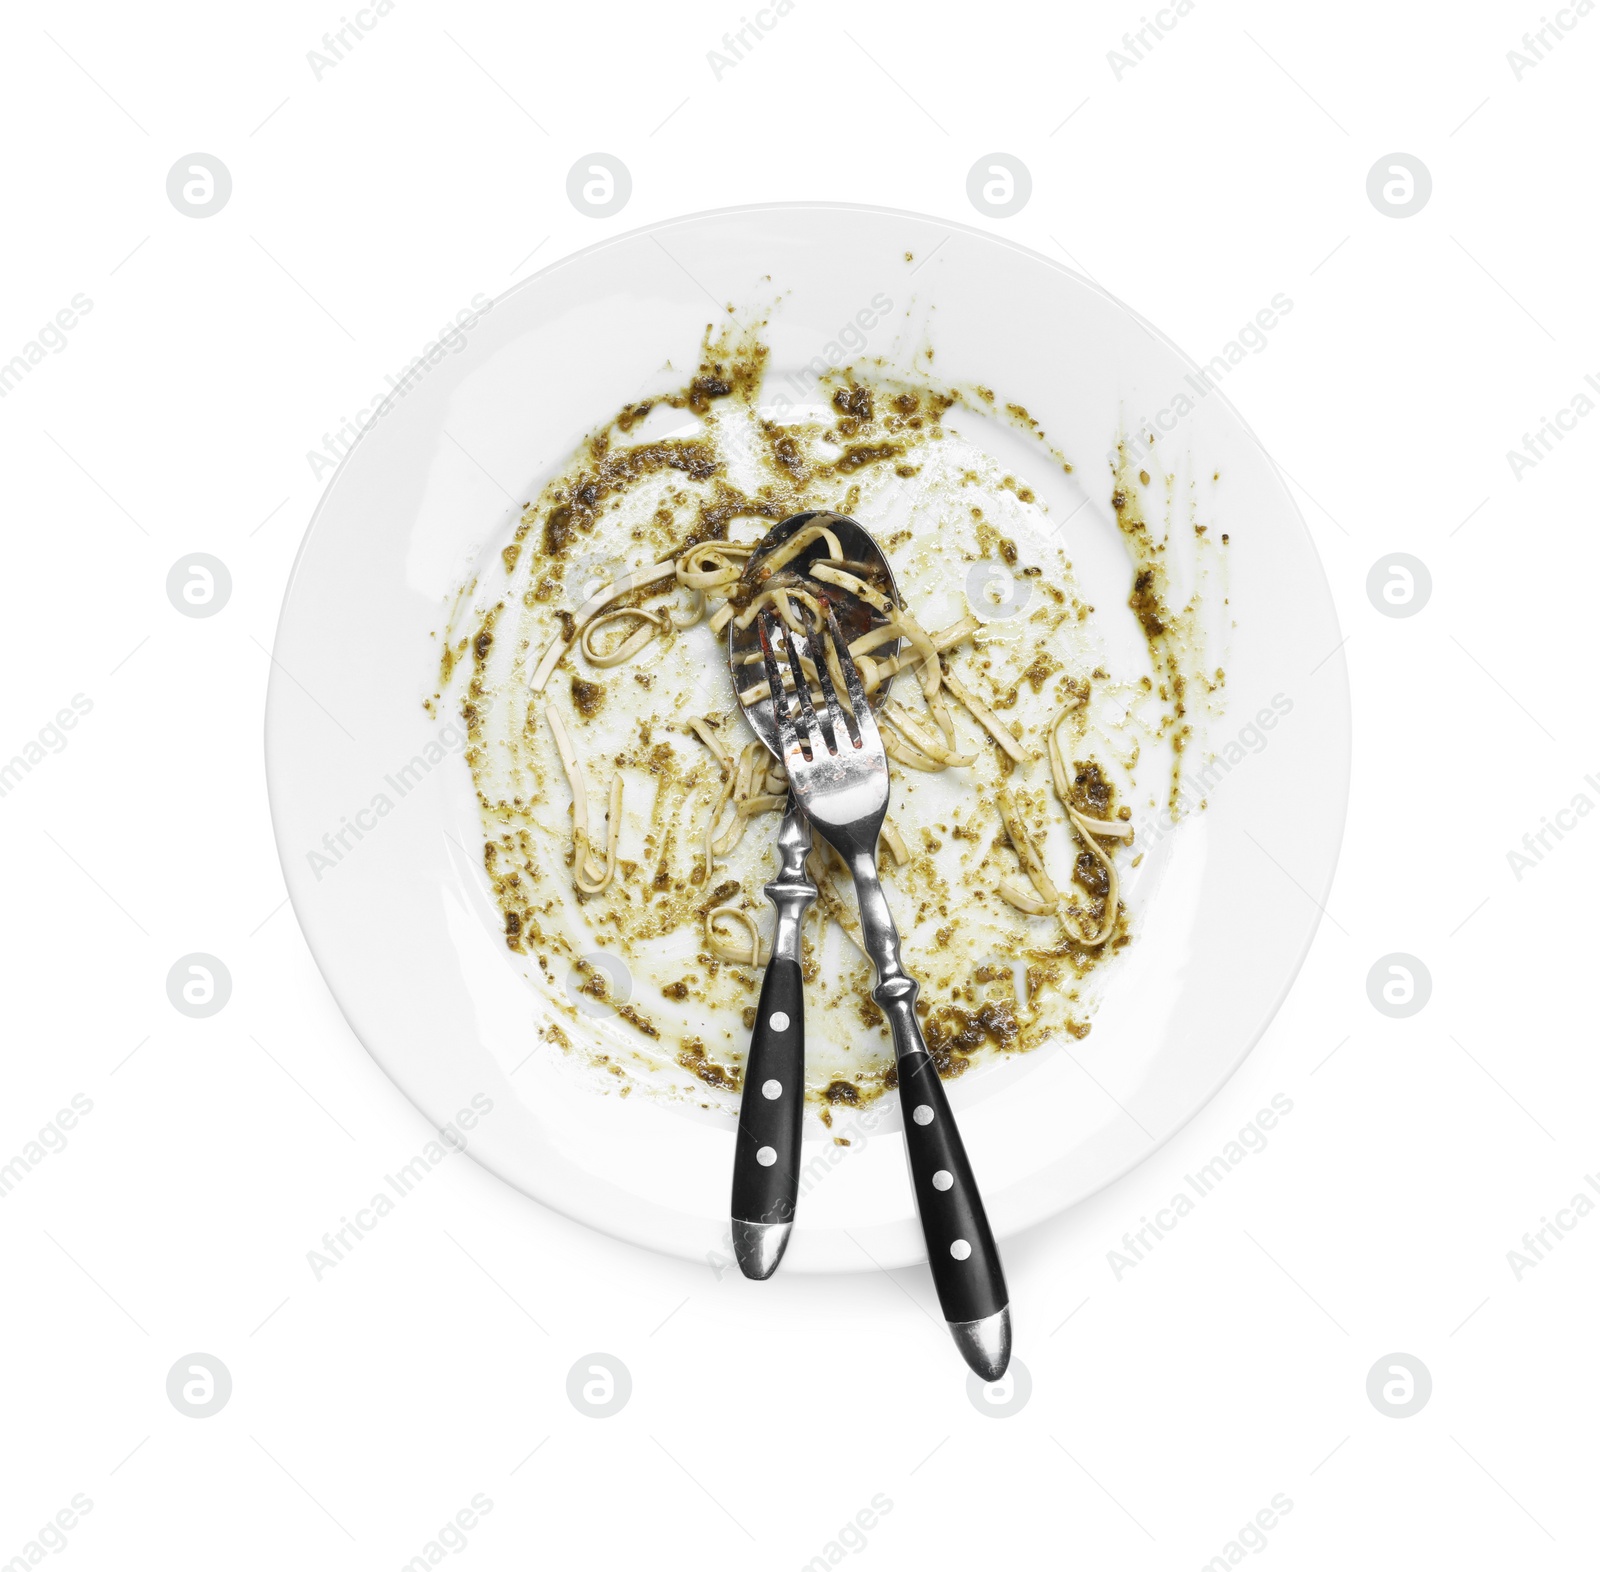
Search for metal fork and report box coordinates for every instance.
[757,608,1011,1380]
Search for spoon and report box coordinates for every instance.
[723,513,901,1279]
[728,512,1012,1380]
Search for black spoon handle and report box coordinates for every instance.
[730,799,815,1278]
[731,955,805,1227]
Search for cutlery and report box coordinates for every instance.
[754,602,1011,1380]
[725,512,899,1279]
[729,795,815,1278]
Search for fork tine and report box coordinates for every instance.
[757,613,802,760]
[824,605,880,753]
[778,621,822,756]
[805,612,853,752]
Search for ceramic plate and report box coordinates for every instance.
[264,203,1349,1271]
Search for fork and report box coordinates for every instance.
[757,608,1011,1380]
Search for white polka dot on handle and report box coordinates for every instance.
[769,1011,790,1032]
[913,1105,934,1126]
[756,1146,777,1167]
[950,1239,972,1260]
[932,1170,953,1191]
[762,1079,782,1100]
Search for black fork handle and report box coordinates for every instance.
[846,849,1010,1377]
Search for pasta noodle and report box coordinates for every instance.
[545,705,622,894]
[995,772,1134,946]
[706,906,769,966]
[581,607,666,667]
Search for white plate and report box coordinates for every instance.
[265,203,1349,1272]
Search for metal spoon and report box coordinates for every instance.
[723,512,901,1279]
[728,513,1012,1380]
[727,510,904,760]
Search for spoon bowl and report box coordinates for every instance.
[727,510,903,758]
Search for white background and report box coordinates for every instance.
[2,1,1595,1567]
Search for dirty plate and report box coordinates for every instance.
[264,203,1349,1271]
